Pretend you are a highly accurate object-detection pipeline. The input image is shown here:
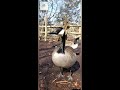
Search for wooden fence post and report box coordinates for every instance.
[44,15,47,41]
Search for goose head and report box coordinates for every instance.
[48,27,64,36]
[71,37,80,49]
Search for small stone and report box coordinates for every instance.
[39,72,42,74]
[40,83,45,88]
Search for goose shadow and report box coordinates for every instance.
[63,61,80,73]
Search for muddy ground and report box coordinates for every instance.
[38,40,82,90]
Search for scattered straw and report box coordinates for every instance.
[56,80,71,84]
[52,78,57,83]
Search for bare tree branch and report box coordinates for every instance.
[48,0,53,19]
[48,0,58,21]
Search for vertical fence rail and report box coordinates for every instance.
[44,15,47,41]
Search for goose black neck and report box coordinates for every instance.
[61,32,66,53]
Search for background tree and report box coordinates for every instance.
[39,0,81,25]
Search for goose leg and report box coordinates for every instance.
[57,67,64,78]
[67,69,73,81]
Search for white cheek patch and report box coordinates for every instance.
[71,43,78,49]
[58,29,65,35]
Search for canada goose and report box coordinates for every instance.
[49,29,78,81]
[66,37,80,49]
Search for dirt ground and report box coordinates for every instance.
[38,40,82,90]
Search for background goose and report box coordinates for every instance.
[49,28,78,81]
[66,37,80,49]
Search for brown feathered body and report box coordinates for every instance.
[52,46,77,68]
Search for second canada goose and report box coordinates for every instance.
[66,37,80,49]
[49,29,78,81]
